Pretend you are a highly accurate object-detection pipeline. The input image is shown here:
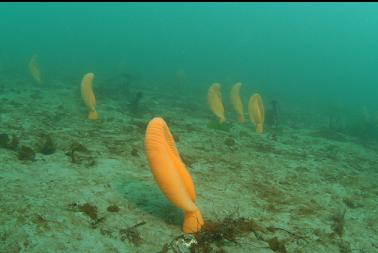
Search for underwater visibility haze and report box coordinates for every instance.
[0,2,377,252]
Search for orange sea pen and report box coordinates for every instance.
[80,73,97,120]
[145,117,204,233]
[230,82,245,123]
[248,93,265,133]
[208,83,225,123]
[28,54,42,84]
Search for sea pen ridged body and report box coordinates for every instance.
[230,82,244,123]
[29,55,42,84]
[145,118,196,208]
[248,93,265,133]
[145,117,204,233]
[208,83,225,123]
[80,73,97,120]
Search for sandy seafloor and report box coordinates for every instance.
[0,77,377,253]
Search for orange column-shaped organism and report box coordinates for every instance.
[145,117,204,233]
[28,54,42,84]
[208,83,225,123]
[248,93,265,133]
[80,73,98,120]
[230,82,245,123]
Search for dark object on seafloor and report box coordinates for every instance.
[266,100,279,130]
[129,91,144,114]
[0,133,9,147]
[40,135,56,155]
[18,145,36,161]
[107,204,120,212]
[270,100,279,129]
[65,141,95,166]
[0,134,19,150]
